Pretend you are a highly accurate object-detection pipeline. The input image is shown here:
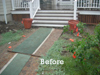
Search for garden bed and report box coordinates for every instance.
[37,24,100,75]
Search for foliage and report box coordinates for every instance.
[94,23,100,43]
[63,25,70,33]
[0,30,23,46]
[77,22,86,34]
[62,27,100,75]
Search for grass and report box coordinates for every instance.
[0,30,23,46]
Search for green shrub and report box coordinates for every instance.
[63,25,70,33]
[62,33,100,75]
[94,23,100,43]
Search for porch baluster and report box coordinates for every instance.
[99,0,100,7]
[81,0,82,7]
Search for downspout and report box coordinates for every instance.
[2,0,7,24]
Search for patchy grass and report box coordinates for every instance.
[0,30,23,46]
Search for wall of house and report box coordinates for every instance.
[0,0,12,21]
[6,0,12,14]
[0,0,4,14]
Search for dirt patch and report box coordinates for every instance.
[0,21,25,34]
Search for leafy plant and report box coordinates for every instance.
[63,25,69,33]
[77,22,86,34]
[94,23,100,43]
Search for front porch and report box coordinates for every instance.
[11,0,100,26]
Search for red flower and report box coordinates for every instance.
[77,32,79,37]
[73,54,76,59]
[74,52,76,54]
[76,28,78,32]
[73,52,76,59]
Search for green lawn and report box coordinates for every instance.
[0,30,23,46]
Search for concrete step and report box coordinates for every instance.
[34,17,73,20]
[33,20,68,24]
[32,24,68,27]
[37,10,74,14]
[35,14,74,17]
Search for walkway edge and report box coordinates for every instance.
[32,28,55,55]
[0,53,18,74]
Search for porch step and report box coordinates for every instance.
[32,24,67,27]
[37,10,74,14]
[34,17,73,20]
[32,10,77,27]
[35,14,74,17]
[33,20,68,24]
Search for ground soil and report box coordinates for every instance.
[0,21,25,34]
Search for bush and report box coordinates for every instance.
[63,25,69,33]
[61,24,100,75]
[94,23,100,43]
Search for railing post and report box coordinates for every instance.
[74,0,77,20]
[11,0,15,10]
[29,2,33,18]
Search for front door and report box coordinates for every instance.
[56,0,73,5]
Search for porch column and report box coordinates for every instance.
[74,0,77,20]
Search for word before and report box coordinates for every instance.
[40,59,64,65]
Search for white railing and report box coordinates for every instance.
[77,0,100,8]
[11,0,31,10]
[11,0,40,19]
[74,0,77,20]
[29,0,40,18]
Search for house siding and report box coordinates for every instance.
[0,0,12,14]
[0,1,4,14]
[6,0,12,14]
[0,0,12,21]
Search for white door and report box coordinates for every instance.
[56,0,73,5]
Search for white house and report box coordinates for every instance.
[0,0,100,27]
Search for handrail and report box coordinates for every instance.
[29,0,40,19]
[77,0,100,8]
[11,0,30,10]
[32,0,35,3]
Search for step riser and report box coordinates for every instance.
[35,14,74,17]
[34,17,73,20]
[33,20,68,24]
[32,24,67,27]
